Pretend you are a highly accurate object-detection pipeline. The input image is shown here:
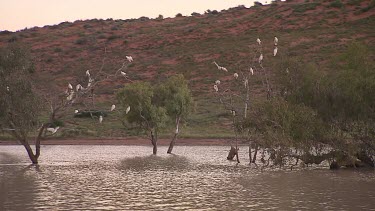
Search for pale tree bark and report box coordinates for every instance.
[249,141,252,163]
[167,116,180,154]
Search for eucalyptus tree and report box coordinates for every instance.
[0,44,43,164]
[0,44,132,164]
[154,74,193,154]
[117,82,168,154]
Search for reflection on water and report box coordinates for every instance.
[0,145,374,210]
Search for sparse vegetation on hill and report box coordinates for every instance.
[0,0,374,141]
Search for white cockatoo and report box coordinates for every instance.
[47,127,60,134]
[213,84,219,92]
[259,54,263,63]
[126,56,133,62]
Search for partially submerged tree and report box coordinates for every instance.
[117,82,167,154]
[244,42,375,168]
[117,75,193,155]
[211,36,277,163]
[155,74,193,154]
[0,44,132,164]
[0,44,43,164]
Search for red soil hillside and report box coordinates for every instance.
[0,0,374,98]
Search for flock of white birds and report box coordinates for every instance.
[11,37,279,134]
[45,56,134,134]
[212,37,279,113]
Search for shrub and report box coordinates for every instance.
[107,34,120,41]
[54,47,62,53]
[293,2,320,13]
[330,0,344,8]
[156,14,164,20]
[75,37,87,45]
[8,35,18,43]
[175,13,183,17]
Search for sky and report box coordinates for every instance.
[0,0,267,32]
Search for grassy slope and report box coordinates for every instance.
[0,0,374,140]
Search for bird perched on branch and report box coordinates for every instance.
[259,54,263,64]
[274,36,278,46]
[46,127,60,134]
[126,56,133,62]
[99,115,103,123]
[213,61,228,72]
[213,84,219,92]
[274,47,278,57]
[76,84,83,92]
[111,104,116,111]
[257,38,261,45]
[126,106,131,114]
[250,67,254,75]
[86,70,90,77]
[234,73,239,79]
[215,80,221,85]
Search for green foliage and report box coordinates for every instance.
[243,98,328,150]
[154,74,193,120]
[0,44,42,138]
[116,82,167,131]
[274,42,375,162]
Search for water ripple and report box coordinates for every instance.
[0,146,374,210]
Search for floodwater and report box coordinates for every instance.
[0,145,374,211]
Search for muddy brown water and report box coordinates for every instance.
[1,145,374,210]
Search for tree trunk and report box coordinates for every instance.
[252,144,258,163]
[35,124,46,159]
[22,141,38,164]
[235,138,240,163]
[227,146,237,160]
[244,84,249,118]
[249,141,252,163]
[167,117,180,154]
[151,130,157,155]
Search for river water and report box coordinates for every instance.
[0,145,374,210]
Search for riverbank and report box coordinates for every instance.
[0,138,239,146]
